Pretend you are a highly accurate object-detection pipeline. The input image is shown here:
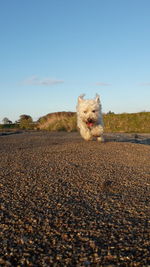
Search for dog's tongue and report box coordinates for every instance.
[87,122,93,127]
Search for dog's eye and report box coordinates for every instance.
[92,110,96,113]
[84,111,87,114]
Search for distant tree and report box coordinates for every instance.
[19,114,33,129]
[19,114,32,121]
[107,111,115,115]
[2,117,12,124]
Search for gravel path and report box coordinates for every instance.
[0,132,150,266]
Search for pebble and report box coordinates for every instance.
[0,131,150,266]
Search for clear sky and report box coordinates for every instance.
[0,0,150,122]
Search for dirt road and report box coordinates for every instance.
[0,132,150,266]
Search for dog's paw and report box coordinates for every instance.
[97,136,104,142]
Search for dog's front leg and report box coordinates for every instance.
[80,126,93,141]
[91,125,103,136]
[91,125,104,142]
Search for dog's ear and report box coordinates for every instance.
[95,94,100,103]
[78,94,85,103]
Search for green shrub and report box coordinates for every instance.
[19,115,34,130]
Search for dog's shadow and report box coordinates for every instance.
[104,133,150,145]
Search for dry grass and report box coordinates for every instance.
[38,112,77,132]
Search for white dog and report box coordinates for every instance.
[76,94,104,141]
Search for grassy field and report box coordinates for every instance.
[1,112,150,133]
[37,111,150,133]
[103,112,150,133]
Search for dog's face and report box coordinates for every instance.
[77,95,101,128]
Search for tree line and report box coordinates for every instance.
[0,115,35,130]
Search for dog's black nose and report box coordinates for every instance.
[87,118,93,123]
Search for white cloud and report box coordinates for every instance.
[139,82,150,86]
[96,82,111,86]
[22,75,64,86]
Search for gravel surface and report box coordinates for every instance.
[0,131,150,266]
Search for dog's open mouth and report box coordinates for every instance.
[86,119,95,128]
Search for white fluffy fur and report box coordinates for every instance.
[76,94,104,141]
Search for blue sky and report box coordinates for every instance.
[0,0,150,122]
